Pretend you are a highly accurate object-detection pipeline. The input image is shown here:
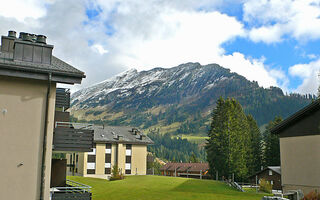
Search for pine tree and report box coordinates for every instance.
[263,117,282,167]
[206,97,251,181]
[246,114,262,175]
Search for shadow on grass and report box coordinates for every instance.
[172,179,240,194]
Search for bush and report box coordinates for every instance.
[259,179,272,193]
[302,190,320,200]
[109,165,124,181]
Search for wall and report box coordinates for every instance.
[280,135,320,194]
[117,143,126,174]
[131,145,147,175]
[249,169,282,190]
[0,76,56,200]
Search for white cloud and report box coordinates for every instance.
[91,44,108,55]
[216,52,279,88]
[289,59,320,94]
[244,0,320,43]
[0,0,286,92]
[0,0,50,22]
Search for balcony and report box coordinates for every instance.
[50,179,92,200]
[56,88,70,110]
[53,122,94,152]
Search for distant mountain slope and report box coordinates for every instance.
[71,62,312,136]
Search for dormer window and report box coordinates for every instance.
[269,170,273,176]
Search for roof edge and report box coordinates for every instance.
[271,99,320,135]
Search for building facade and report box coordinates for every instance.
[0,31,92,200]
[248,166,282,190]
[271,100,320,195]
[68,126,153,179]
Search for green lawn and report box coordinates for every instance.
[69,175,267,200]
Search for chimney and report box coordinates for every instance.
[118,135,123,141]
[1,30,17,53]
[140,135,146,140]
[13,31,53,64]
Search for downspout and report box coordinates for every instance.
[40,73,52,200]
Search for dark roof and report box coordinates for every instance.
[0,37,85,84]
[160,162,209,172]
[84,125,153,145]
[249,166,281,178]
[271,100,320,135]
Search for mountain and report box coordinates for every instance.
[71,62,313,136]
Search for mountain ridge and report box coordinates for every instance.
[71,62,313,136]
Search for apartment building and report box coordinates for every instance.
[68,126,154,179]
[271,100,320,195]
[0,31,93,200]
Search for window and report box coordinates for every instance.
[126,144,132,149]
[105,143,112,154]
[125,169,131,174]
[105,163,111,168]
[87,155,96,163]
[87,169,95,174]
[105,154,111,163]
[270,181,273,185]
[105,168,111,174]
[126,156,131,163]
[269,170,273,176]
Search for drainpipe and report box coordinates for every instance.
[40,73,52,200]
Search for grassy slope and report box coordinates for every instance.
[69,175,266,200]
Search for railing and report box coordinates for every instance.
[55,88,70,110]
[50,180,92,200]
[53,122,94,152]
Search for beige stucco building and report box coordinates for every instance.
[0,31,90,200]
[67,126,153,179]
[271,100,320,196]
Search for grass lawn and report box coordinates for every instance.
[180,135,209,144]
[69,175,267,200]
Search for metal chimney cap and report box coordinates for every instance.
[30,34,37,41]
[8,30,16,38]
[20,32,32,42]
[36,35,47,44]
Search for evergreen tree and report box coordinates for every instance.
[263,117,282,167]
[246,115,262,175]
[189,152,199,163]
[206,97,250,181]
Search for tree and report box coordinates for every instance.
[189,152,199,163]
[206,97,250,181]
[246,114,262,175]
[263,116,282,167]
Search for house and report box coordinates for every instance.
[271,100,320,195]
[248,166,282,190]
[67,126,154,179]
[160,162,209,179]
[0,31,94,200]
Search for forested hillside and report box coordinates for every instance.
[71,62,313,137]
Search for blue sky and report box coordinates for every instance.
[1,0,320,94]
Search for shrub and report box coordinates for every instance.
[259,179,272,193]
[109,165,124,181]
[302,190,320,200]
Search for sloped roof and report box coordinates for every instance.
[271,99,320,135]
[0,36,85,84]
[268,166,281,175]
[91,125,154,145]
[248,166,281,178]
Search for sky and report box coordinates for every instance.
[1,0,320,94]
